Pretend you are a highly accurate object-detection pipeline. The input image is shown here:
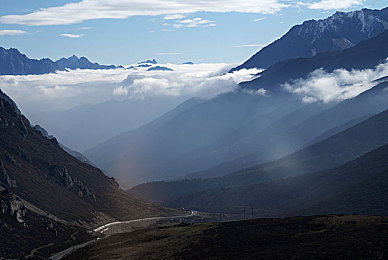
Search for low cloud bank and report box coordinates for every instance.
[283,60,388,104]
[116,64,260,99]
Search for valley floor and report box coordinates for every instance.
[65,215,388,259]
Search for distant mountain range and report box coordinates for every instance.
[147,66,174,71]
[128,59,174,71]
[138,59,157,64]
[0,47,119,75]
[233,7,388,71]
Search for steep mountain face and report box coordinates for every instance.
[0,89,177,258]
[129,108,388,204]
[0,47,118,75]
[234,7,388,71]
[241,28,388,93]
[0,89,170,226]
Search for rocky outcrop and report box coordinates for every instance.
[0,161,16,188]
[4,153,21,167]
[16,147,32,164]
[45,222,58,236]
[0,188,26,223]
[50,165,74,188]
[33,125,54,139]
[49,165,96,201]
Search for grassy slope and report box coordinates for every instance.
[66,215,388,260]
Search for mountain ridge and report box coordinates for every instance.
[233,7,388,71]
[0,47,119,75]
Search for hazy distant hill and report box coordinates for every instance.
[167,139,388,216]
[129,107,388,205]
[30,96,189,152]
[185,78,388,180]
[85,91,304,187]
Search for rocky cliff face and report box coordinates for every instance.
[0,188,26,223]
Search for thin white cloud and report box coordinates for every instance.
[0,29,27,36]
[302,0,363,10]
[79,26,92,30]
[234,44,266,48]
[283,60,388,103]
[254,17,266,22]
[60,33,83,38]
[164,14,186,20]
[244,88,268,96]
[170,18,216,28]
[0,0,289,26]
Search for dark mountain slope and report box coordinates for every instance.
[302,169,388,216]
[241,28,388,92]
[167,140,388,216]
[234,7,388,70]
[129,107,388,203]
[0,189,93,259]
[0,89,170,227]
[0,47,118,75]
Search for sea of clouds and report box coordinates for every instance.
[0,63,259,116]
[2,59,388,118]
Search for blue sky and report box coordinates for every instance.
[0,0,387,65]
